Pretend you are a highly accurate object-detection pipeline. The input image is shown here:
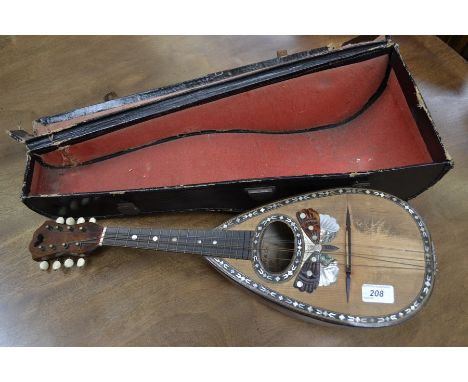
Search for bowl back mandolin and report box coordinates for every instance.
[29,188,436,327]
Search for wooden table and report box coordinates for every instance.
[0,36,466,346]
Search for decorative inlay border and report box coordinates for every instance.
[251,214,302,283]
[206,188,437,328]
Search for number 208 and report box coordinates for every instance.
[370,289,384,297]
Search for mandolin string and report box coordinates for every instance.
[51,243,427,271]
[260,253,424,268]
[257,254,426,269]
[258,254,426,269]
[60,225,426,255]
[58,231,427,260]
[240,239,425,254]
[258,257,426,270]
[58,235,427,269]
[100,235,428,264]
[67,231,426,254]
[65,234,425,262]
[226,235,425,252]
[257,248,427,263]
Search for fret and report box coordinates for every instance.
[115,227,120,247]
[180,229,186,253]
[128,228,134,248]
[137,227,144,249]
[130,227,140,249]
[239,231,245,259]
[229,231,239,259]
[206,230,218,257]
[160,229,169,252]
[223,232,228,257]
[191,230,198,254]
[102,227,112,246]
[104,227,113,246]
[235,231,241,259]
[227,230,234,259]
[200,230,207,256]
[232,231,239,259]
[239,231,246,259]
[241,231,248,260]
[154,228,161,251]
[124,228,130,248]
[114,227,120,247]
[173,229,180,253]
[192,229,203,256]
[183,229,190,254]
[147,228,152,250]
[217,230,225,257]
[243,231,250,259]
[244,231,253,259]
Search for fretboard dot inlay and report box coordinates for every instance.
[102,227,252,261]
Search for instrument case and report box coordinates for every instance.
[10,37,453,218]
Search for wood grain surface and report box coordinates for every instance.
[0,36,466,346]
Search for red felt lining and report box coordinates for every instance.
[39,54,390,167]
[30,69,433,196]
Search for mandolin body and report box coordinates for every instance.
[208,188,436,328]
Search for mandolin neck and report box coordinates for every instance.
[101,226,253,260]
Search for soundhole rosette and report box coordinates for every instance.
[251,214,304,283]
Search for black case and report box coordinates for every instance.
[11,38,453,218]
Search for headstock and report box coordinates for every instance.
[30,216,103,271]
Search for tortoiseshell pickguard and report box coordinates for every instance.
[296,208,320,244]
[295,208,321,293]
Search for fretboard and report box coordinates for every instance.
[101,227,253,260]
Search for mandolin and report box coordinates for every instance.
[29,188,437,328]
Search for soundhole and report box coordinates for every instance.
[259,221,295,273]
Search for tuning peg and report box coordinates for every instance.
[64,258,74,268]
[39,261,49,271]
[52,260,61,270]
[76,258,86,267]
[76,217,85,224]
[65,217,76,225]
[55,217,65,224]
[89,217,97,223]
